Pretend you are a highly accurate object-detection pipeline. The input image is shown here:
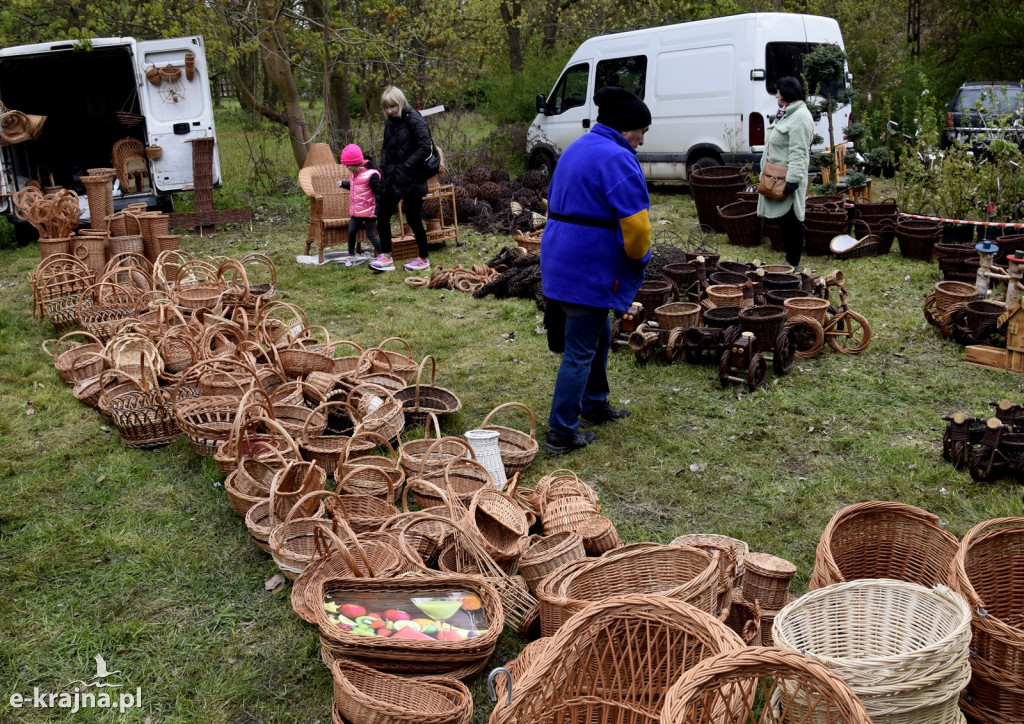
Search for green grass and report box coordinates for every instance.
[1,112,1022,722]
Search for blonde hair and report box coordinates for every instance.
[381,86,408,112]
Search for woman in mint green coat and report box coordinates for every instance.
[757,76,814,267]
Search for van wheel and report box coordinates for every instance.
[528,150,556,178]
[687,155,722,178]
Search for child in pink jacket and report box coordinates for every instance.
[338,143,384,266]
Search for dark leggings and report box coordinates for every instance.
[777,206,805,268]
[377,190,429,259]
[347,217,381,256]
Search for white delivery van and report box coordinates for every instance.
[0,36,220,233]
[526,12,850,180]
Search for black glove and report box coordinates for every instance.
[784,182,799,195]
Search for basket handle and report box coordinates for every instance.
[43,330,102,358]
[271,487,345,557]
[232,414,300,467]
[216,258,251,298]
[480,401,536,440]
[341,428,397,463]
[337,464,396,503]
[444,456,493,490]
[300,400,355,443]
[309,525,363,578]
[359,347,394,375]
[376,336,414,358]
[392,510,460,568]
[416,435,475,476]
[97,367,144,408]
[412,354,437,409]
[240,252,278,288]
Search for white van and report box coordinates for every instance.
[526,12,850,180]
[0,36,220,233]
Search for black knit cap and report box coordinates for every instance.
[594,86,651,132]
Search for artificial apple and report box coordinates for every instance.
[340,604,366,619]
[375,628,394,637]
[383,609,410,622]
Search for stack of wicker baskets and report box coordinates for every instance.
[688,165,748,233]
[949,517,1024,723]
[773,578,972,724]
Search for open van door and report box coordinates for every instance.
[135,36,220,192]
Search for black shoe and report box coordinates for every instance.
[579,403,631,427]
[543,430,596,455]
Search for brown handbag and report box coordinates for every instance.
[757,162,789,200]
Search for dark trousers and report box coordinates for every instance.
[347,217,381,256]
[377,191,429,259]
[777,206,805,268]
[548,306,611,437]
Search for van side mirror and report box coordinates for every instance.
[536,94,548,115]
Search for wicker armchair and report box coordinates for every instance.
[298,164,365,263]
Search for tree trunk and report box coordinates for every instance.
[499,0,524,72]
[329,70,351,144]
[259,1,310,168]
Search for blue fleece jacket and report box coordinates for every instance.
[540,123,652,312]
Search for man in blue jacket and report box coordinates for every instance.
[541,86,652,455]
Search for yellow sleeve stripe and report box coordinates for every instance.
[620,208,651,260]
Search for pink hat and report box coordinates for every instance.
[340,143,366,166]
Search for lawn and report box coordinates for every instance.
[1,108,1021,723]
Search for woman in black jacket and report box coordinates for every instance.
[368,85,433,272]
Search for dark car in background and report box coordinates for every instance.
[943,82,1024,150]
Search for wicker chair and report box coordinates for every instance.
[298,164,366,263]
[303,142,337,168]
[489,593,745,724]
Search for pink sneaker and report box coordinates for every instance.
[368,255,394,272]
[404,258,431,272]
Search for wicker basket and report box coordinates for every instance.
[44,331,105,384]
[518,532,587,593]
[634,278,679,320]
[705,284,743,308]
[399,415,472,479]
[741,551,796,610]
[655,301,702,330]
[897,218,942,261]
[949,517,1024,696]
[773,578,972,724]
[717,200,762,247]
[689,165,748,233]
[810,501,959,591]
[491,593,746,724]
[478,402,538,476]
[539,544,721,635]
[330,657,472,724]
[159,64,181,82]
[934,280,978,316]
[783,296,830,324]
[576,515,622,555]
[315,574,503,677]
[660,646,875,724]
[394,356,461,428]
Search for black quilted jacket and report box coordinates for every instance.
[380,105,431,201]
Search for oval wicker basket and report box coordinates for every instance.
[330,657,472,724]
[783,296,830,324]
[705,284,742,308]
[518,532,587,593]
[394,355,461,428]
[809,500,959,591]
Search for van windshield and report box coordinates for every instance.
[766,42,845,99]
[547,62,589,115]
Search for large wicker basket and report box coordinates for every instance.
[810,501,959,591]
[773,578,972,724]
